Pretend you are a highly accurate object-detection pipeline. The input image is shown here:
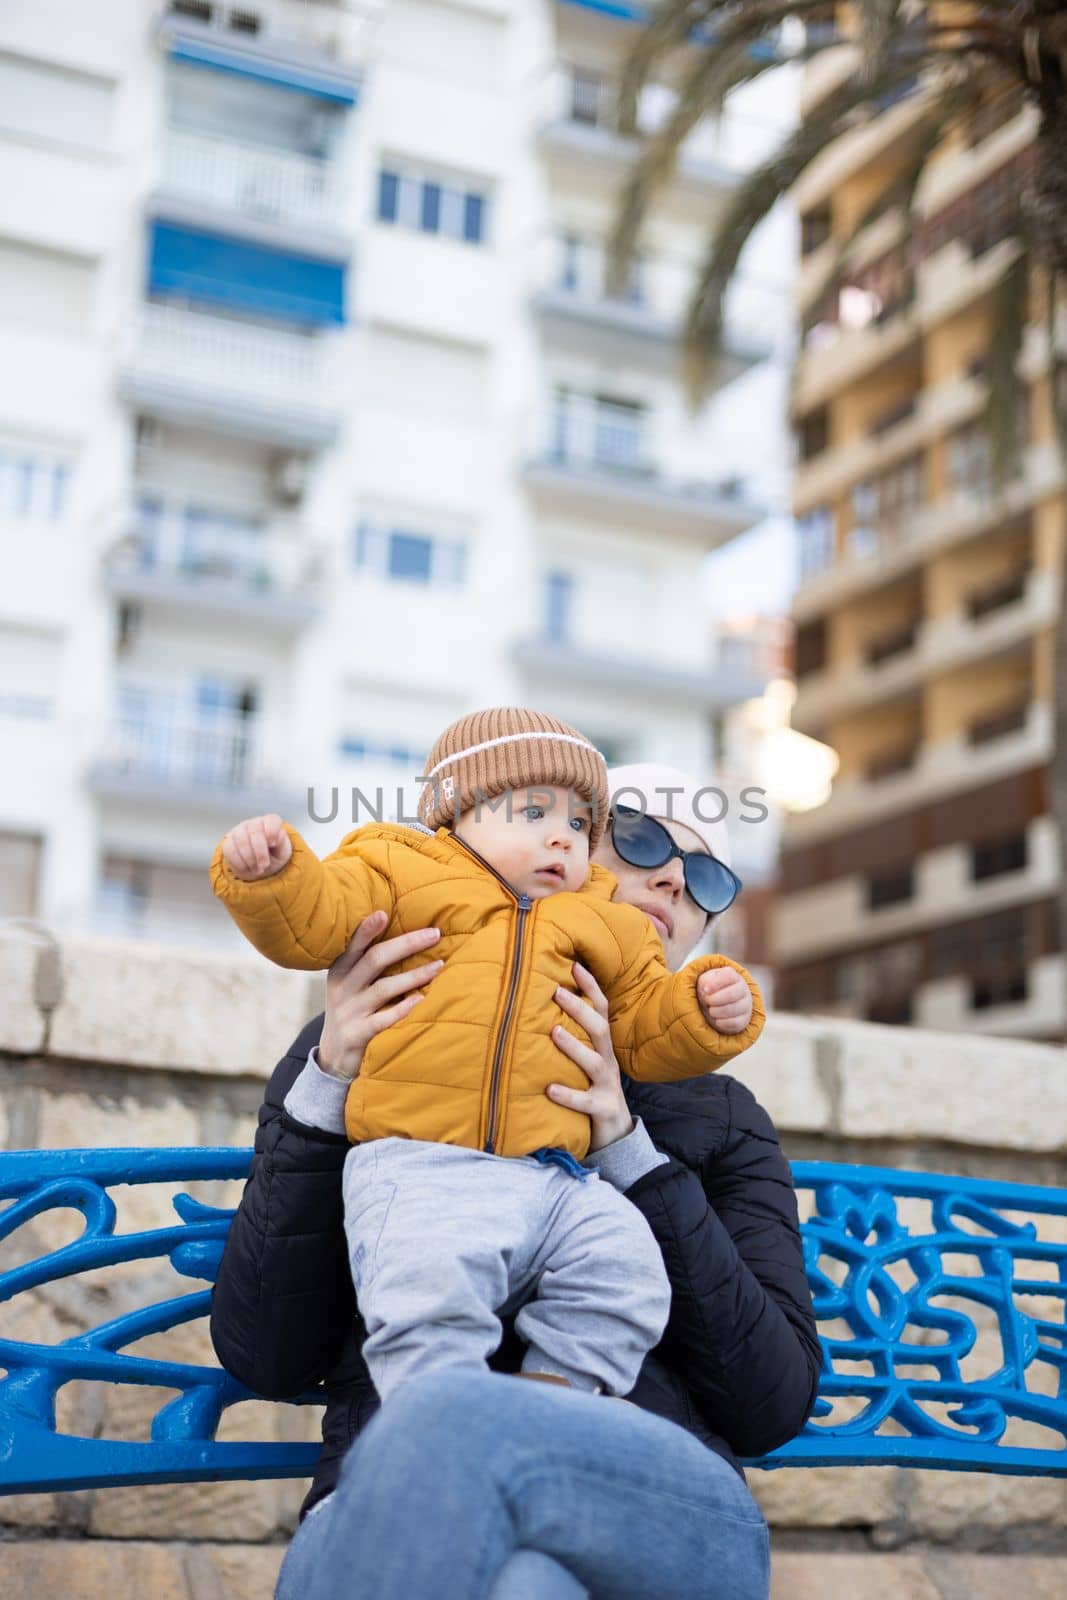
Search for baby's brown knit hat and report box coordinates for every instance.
[418,707,609,848]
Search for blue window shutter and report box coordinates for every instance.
[378,170,399,223]
[420,182,442,234]
[545,571,573,642]
[148,221,345,326]
[463,192,485,244]
[388,532,433,582]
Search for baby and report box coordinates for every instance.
[212,707,765,1401]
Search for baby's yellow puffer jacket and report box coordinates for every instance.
[210,822,765,1160]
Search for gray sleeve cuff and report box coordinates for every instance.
[282,1048,350,1135]
[583,1116,670,1191]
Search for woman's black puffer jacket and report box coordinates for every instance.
[210,1014,822,1519]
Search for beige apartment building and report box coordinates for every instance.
[772,56,1064,1041]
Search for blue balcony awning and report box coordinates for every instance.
[167,35,358,105]
[148,221,346,326]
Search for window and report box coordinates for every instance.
[552,388,647,470]
[376,165,489,246]
[0,830,42,917]
[570,67,607,126]
[0,239,96,329]
[354,522,467,586]
[377,169,399,222]
[967,702,1028,746]
[948,420,992,500]
[800,205,832,257]
[339,736,424,768]
[867,995,914,1026]
[97,855,217,935]
[0,625,60,720]
[0,446,71,523]
[797,408,829,462]
[972,832,1028,882]
[870,398,916,436]
[797,507,833,580]
[864,618,918,667]
[930,907,1025,981]
[851,455,924,545]
[559,232,642,303]
[0,52,114,151]
[545,570,573,643]
[966,565,1029,619]
[865,744,918,781]
[972,969,1028,1009]
[866,865,914,910]
[793,618,826,679]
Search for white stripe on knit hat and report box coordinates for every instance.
[423,730,606,780]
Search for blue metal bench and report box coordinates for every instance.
[1,1150,1064,1493]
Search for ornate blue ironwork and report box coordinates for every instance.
[0,1152,1064,1493]
[769,1164,1067,1475]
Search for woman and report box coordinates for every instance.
[210,762,821,1600]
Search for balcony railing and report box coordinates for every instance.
[96,706,268,793]
[128,304,329,408]
[549,397,651,474]
[553,234,645,307]
[160,128,343,229]
[107,500,319,591]
[537,65,732,184]
[102,500,325,625]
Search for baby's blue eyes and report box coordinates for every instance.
[520,807,587,832]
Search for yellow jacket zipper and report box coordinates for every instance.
[451,834,533,1154]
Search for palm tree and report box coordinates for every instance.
[609,1,1067,1018]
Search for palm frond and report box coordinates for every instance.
[608,2,827,297]
[680,56,954,404]
[608,35,757,296]
[1045,269,1067,465]
[617,1,717,136]
[856,0,905,82]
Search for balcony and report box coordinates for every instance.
[535,66,736,206]
[793,371,985,518]
[119,304,340,449]
[773,815,1059,965]
[792,442,1064,623]
[530,234,767,380]
[152,127,349,250]
[89,703,298,816]
[793,568,1055,732]
[524,398,760,544]
[784,701,1053,847]
[512,636,766,710]
[159,0,378,87]
[101,500,325,629]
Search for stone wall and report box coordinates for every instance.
[1,926,1065,1599]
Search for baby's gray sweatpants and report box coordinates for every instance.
[342,1137,672,1401]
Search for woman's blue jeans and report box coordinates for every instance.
[275,1370,770,1600]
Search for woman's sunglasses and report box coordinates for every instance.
[609,807,743,918]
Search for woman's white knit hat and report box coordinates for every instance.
[606,762,732,868]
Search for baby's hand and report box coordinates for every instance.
[221,813,293,882]
[697,966,753,1036]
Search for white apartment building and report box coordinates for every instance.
[0,0,791,950]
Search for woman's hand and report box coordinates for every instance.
[317,912,443,1083]
[546,962,634,1153]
